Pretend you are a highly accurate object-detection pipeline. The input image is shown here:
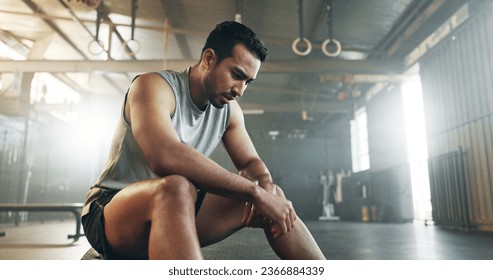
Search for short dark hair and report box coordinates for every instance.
[201,21,268,63]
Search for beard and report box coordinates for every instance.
[203,73,228,109]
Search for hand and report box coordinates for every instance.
[239,170,275,228]
[242,187,296,238]
[241,201,268,228]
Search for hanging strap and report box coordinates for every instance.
[95,5,103,40]
[298,0,305,40]
[123,0,141,56]
[292,0,312,56]
[87,5,105,55]
[326,0,333,39]
[131,0,138,40]
[322,0,341,57]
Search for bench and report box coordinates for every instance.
[0,203,85,241]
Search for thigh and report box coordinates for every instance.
[195,193,246,247]
[102,179,159,258]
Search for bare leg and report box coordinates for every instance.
[263,186,325,259]
[263,218,325,259]
[196,189,326,259]
[195,193,245,247]
[103,175,203,259]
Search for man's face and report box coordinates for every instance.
[204,44,261,108]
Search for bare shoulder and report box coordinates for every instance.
[126,72,176,123]
[129,73,174,102]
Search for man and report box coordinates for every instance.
[82,21,325,260]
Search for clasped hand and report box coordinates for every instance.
[239,172,296,238]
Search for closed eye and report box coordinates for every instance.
[232,68,255,85]
[232,71,243,80]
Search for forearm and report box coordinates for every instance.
[149,141,260,202]
[238,158,274,189]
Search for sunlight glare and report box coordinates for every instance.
[402,76,433,223]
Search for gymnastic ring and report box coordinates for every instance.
[123,39,141,56]
[87,39,105,56]
[321,38,342,57]
[292,37,312,56]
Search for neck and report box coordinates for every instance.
[188,64,209,110]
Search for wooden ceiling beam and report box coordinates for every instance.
[0,58,404,75]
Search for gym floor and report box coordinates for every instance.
[0,219,492,260]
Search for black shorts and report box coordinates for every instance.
[81,188,206,260]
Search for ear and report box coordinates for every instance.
[201,48,216,69]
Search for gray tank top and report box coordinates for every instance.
[82,68,230,215]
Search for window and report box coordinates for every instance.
[350,106,370,172]
[402,75,432,222]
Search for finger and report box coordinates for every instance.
[278,221,288,238]
[241,202,252,225]
[285,213,292,232]
[286,209,294,230]
[291,209,297,227]
[244,204,266,228]
[271,223,281,238]
[248,209,259,227]
[246,203,256,226]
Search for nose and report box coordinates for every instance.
[233,82,247,98]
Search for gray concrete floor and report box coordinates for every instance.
[0,220,90,260]
[1,220,492,260]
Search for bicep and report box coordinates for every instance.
[126,73,180,169]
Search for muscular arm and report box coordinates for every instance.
[222,101,274,190]
[222,100,296,233]
[127,73,255,201]
[126,73,294,236]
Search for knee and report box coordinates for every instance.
[152,175,197,205]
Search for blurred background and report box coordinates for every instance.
[0,0,492,233]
